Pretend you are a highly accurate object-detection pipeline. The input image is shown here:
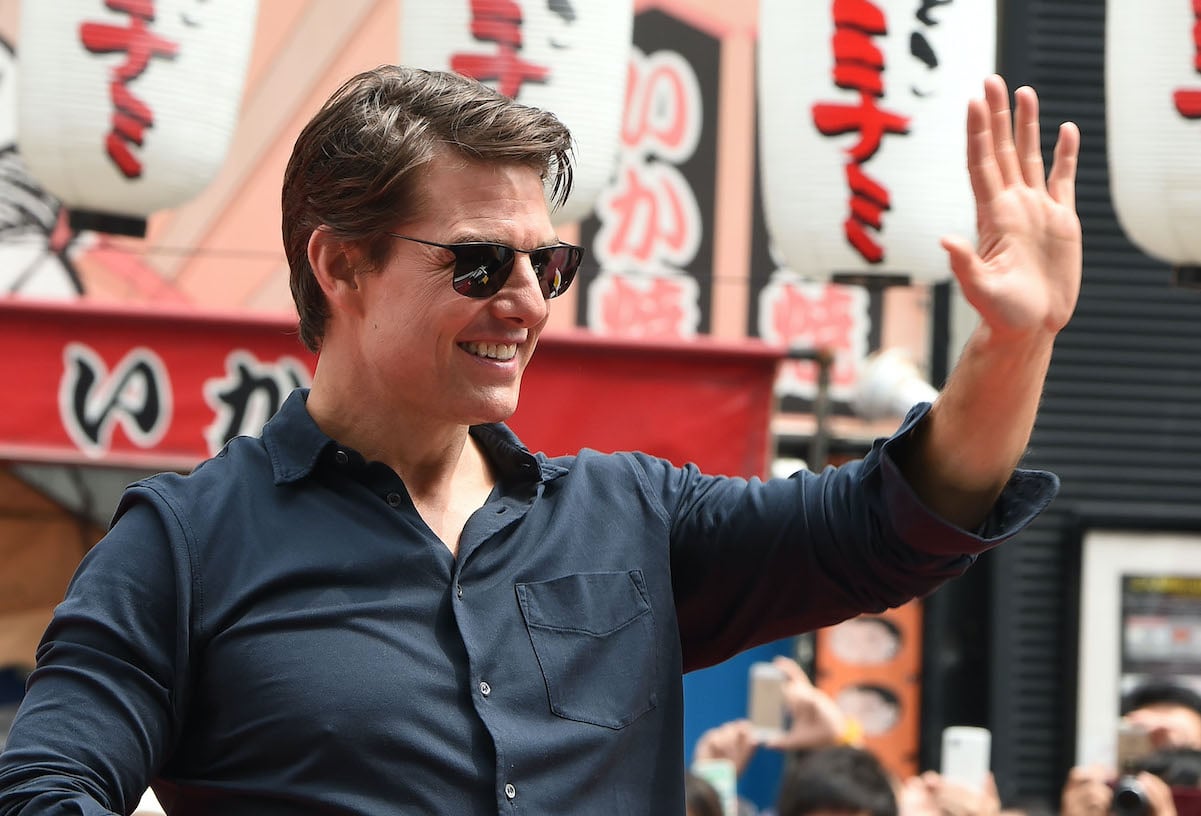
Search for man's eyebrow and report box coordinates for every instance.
[447,233,565,248]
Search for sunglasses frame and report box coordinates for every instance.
[386,233,583,300]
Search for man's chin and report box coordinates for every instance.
[468,393,521,426]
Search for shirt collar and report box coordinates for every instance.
[262,388,566,486]
[263,388,334,485]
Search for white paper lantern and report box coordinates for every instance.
[1106,0,1201,281]
[17,0,259,236]
[400,0,633,226]
[757,0,995,285]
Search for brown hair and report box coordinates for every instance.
[281,64,575,352]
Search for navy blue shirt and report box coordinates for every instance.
[0,390,1056,815]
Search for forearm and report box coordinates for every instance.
[898,322,1056,530]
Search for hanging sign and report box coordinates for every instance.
[17,0,259,236]
[757,0,994,285]
[400,0,633,225]
[1106,0,1201,285]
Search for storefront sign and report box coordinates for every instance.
[0,299,780,477]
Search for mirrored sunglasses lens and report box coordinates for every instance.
[451,245,513,298]
[535,246,580,298]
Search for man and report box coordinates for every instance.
[1123,680,1201,752]
[1060,680,1201,816]
[776,746,897,816]
[0,65,1080,814]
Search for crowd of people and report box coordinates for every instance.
[685,662,1201,816]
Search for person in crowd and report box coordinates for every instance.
[687,771,727,816]
[0,62,1081,814]
[897,770,1001,816]
[1060,757,1181,816]
[694,655,864,777]
[1123,680,1201,752]
[692,655,855,816]
[1137,748,1201,789]
[776,746,898,816]
[1060,679,1201,816]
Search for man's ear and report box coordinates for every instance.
[307,227,365,306]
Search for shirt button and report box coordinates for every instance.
[479,681,491,697]
[504,783,516,799]
[334,450,348,465]
[386,492,402,507]
[456,584,464,599]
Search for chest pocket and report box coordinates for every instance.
[516,570,658,729]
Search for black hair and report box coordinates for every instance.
[776,746,897,816]
[685,771,724,816]
[1121,679,1201,720]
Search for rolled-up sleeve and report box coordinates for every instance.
[877,403,1059,555]
[662,402,1059,671]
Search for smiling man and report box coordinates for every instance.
[0,64,1081,815]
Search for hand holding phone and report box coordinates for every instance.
[747,661,788,741]
[940,726,991,792]
[1116,721,1153,772]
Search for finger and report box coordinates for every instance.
[732,719,758,745]
[1013,85,1046,189]
[1136,772,1175,816]
[984,771,1000,801]
[985,75,1023,186]
[966,96,1004,206]
[1047,121,1080,210]
[771,655,813,686]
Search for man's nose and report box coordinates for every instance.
[493,254,549,324]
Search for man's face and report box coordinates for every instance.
[348,156,556,428]
[1123,703,1201,750]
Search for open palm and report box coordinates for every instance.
[942,76,1082,342]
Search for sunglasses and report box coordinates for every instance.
[386,233,584,300]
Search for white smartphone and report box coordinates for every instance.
[940,726,991,792]
[747,661,788,740]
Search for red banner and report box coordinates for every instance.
[0,298,781,477]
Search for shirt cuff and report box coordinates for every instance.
[875,402,1060,557]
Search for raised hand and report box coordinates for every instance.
[693,719,759,776]
[941,75,1082,344]
[763,655,859,752]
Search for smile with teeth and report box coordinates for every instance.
[461,341,518,362]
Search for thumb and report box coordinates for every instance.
[940,235,988,310]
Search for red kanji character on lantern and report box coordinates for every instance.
[451,0,550,99]
[80,0,180,178]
